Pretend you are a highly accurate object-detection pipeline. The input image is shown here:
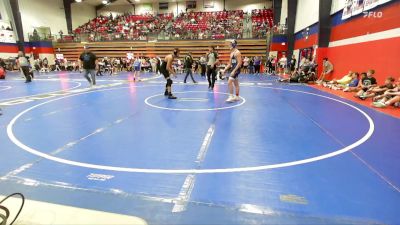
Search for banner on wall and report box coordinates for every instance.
[351,0,365,16]
[0,30,16,43]
[342,0,392,20]
[341,0,353,20]
[363,0,380,10]
[378,0,392,4]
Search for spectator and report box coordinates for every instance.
[79,46,98,87]
[316,58,333,84]
[249,57,254,74]
[278,54,287,75]
[336,72,359,90]
[0,58,6,69]
[344,72,367,92]
[199,56,206,77]
[54,59,61,71]
[243,56,249,74]
[323,71,353,88]
[183,52,196,83]
[358,76,395,100]
[16,51,32,83]
[354,69,377,98]
[206,46,219,90]
[254,56,261,75]
[372,78,400,108]
[133,57,141,81]
[290,55,296,72]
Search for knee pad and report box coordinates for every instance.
[167,79,173,87]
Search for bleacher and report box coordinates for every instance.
[68,9,267,41]
[251,9,273,37]
[53,39,267,64]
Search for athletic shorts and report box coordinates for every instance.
[134,66,140,71]
[160,62,170,79]
[230,70,240,80]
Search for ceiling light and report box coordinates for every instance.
[75,0,82,2]
[135,0,140,2]
[102,0,108,4]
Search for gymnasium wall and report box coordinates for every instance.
[294,23,319,50]
[318,0,400,83]
[271,35,288,52]
[280,0,288,25]
[330,0,345,15]
[0,41,55,62]
[97,0,272,16]
[19,0,68,40]
[0,0,10,21]
[0,0,16,59]
[71,2,96,30]
[294,0,319,33]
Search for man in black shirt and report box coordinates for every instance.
[79,46,98,87]
[183,52,196,83]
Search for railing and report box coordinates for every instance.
[28,33,56,42]
[52,29,269,43]
[28,28,280,44]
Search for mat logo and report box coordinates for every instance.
[279,194,308,205]
[87,173,114,181]
[363,11,383,18]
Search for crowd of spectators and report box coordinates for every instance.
[171,10,244,39]
[73,12,174,41]
[251,9,273,38]
[65,9,274,42]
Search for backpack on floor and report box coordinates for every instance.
[0,67,5,79]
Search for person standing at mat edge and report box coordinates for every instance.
[206,46,219,90]
[79,46,98,87]
[222,40,242,103]
[184,52,196,83]
[160,48,179,99]
[17,51,32,83]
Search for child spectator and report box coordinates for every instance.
[324,71,353,89]
[372,78,400,108]
[354,69,377,97]
[344,72,367,92]
[358,76,395,100]
[330,72,359,90]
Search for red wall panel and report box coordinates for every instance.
[270,43,288,51]
[294,34,318,50]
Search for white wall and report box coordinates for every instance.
[0,0,10,22]
[225,0,271,13]
[331,0,345,14]
[71,2,96,30]
[294,0,319,32]
[280,0,288,25]
[19,0,67,40]
[98,0,272,16]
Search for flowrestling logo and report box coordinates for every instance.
[363,11,383,18]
